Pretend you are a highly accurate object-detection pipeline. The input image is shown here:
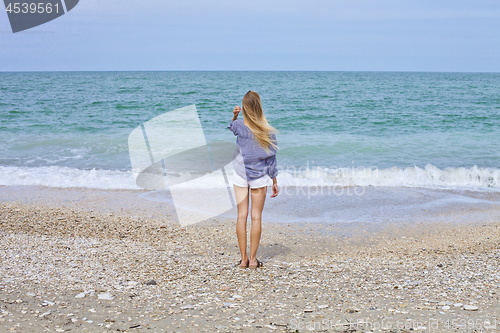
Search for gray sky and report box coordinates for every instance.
[1,0,500,71]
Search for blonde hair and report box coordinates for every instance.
[242,91,278,153]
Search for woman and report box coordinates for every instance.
[228,91,279,269]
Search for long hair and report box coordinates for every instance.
[242,91,278,153]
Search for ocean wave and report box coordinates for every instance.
[0,164,499,191]
[0,166,140,190]
[279,164,500,190]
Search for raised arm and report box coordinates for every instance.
[233,105,241,121]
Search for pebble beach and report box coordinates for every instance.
[1,186,500,332]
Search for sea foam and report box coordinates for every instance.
[278,164,500,190]
[0,164,498,191]
[0,166,140,190]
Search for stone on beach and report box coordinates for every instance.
[97,292,114,300]
[463,305,479,311]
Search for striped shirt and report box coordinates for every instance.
[228,119,278,181]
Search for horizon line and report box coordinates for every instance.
[1,69,500,74]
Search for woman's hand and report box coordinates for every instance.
[271,181,279,198]
[233,106,241,121]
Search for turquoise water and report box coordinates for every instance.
[1,71,499,190]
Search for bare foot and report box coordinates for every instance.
[249,258,262,269]
[239,258,248,268]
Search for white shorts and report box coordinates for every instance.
[233,172,272,189]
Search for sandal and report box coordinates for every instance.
[237,260,248,269]
[249,259,263,269]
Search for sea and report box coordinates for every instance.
[1,71,499,223]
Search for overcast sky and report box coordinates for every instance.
[1,0,500,71]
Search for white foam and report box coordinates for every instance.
[0,164,499,191]
[0,166,140,190]
[278,164,500,191]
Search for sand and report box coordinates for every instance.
[1,186,499,332]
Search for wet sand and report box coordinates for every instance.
[1,186,500,332]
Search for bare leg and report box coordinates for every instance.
[234,185,249,268]
[249,186,267,267]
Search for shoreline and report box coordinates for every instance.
[1,185,500,225]
[1,186,499,332]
